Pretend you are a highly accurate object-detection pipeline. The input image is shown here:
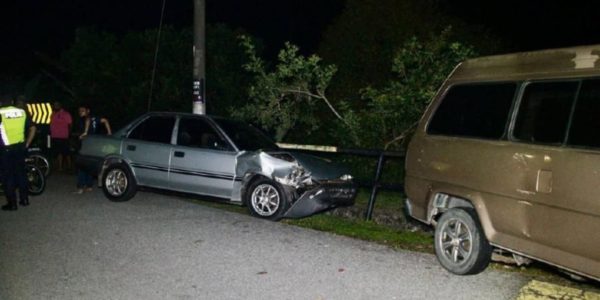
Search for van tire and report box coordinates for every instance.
[434,208,491,275]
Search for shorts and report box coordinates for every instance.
[51,138,70,156]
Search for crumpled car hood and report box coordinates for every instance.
[284,152,348,180]
[235,150,349,187]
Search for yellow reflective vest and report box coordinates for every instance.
[0,106,27,146]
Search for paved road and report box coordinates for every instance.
[0,174,527,300]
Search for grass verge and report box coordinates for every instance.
[284,214,433,252]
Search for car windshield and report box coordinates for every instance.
[214,118,279,151]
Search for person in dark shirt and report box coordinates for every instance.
[74,104,112,194]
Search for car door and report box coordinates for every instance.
[123,115,176,189]
[168,116,237,199]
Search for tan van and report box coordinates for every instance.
[404,45,600,280]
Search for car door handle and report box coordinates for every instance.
[174,151,185,158]
[127,145,136,151]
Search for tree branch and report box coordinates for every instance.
[278,88,349,125]
[279,88,320,99]
[384,121,418,150]
[316,90,347,124]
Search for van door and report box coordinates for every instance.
[528,79,600,276]
[421,82,537,240]
[511,80,600,275]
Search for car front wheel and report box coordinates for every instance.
[434,208,491,275]
[246,179,289,221]
[102,163,137,202]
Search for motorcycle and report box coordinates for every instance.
[0,158,46,196]
[27,147,51,178]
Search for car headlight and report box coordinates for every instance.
[340,174,353,181]
[275,167,312,187]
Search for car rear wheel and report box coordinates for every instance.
[246,178,289,221]
[434,208,491,275]
[102,163,137,202]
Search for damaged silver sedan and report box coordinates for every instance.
[76,112,356,220]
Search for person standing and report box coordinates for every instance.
[50,101,73,172]
[0,97,36,211]
[75,104,111,194]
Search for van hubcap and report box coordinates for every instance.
[439,219,473,264]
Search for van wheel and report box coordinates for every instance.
[434,208,491,275]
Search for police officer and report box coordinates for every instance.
[0,96,36,211]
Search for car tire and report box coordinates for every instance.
[102,163,137,202]
[434,208,492,275]
[245,178,289,221]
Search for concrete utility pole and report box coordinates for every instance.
[192,0,206,115]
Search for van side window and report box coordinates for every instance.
[513,82,578,144]
[568,79,600,148]
[427,83,515,139]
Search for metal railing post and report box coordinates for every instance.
[366,153,386,221]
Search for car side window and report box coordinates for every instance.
[427,83,516,139]
[513,82,578,145]
[568,79,600,148]
[128,116,175,144]
[177,118,231,151]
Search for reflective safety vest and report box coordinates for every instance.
[0,106,27,146]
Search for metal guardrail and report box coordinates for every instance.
[277,143,406,221]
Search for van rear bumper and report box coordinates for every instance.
[404,175,431,222]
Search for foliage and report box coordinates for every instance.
[233,36,343,142]
[63,28,122,115]
[205,24,255,117]
[336,28,476,149]
[62,25,250,128]
[62,27,192,127]
[319,0,441,100]
[318,0,501,102]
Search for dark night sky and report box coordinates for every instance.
[443,1,600,51]
[2,0,600,77]
[0,0,343,76]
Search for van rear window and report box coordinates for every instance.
[513,82,578,144]
[427,83,516,139]
[568,79,600,148]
